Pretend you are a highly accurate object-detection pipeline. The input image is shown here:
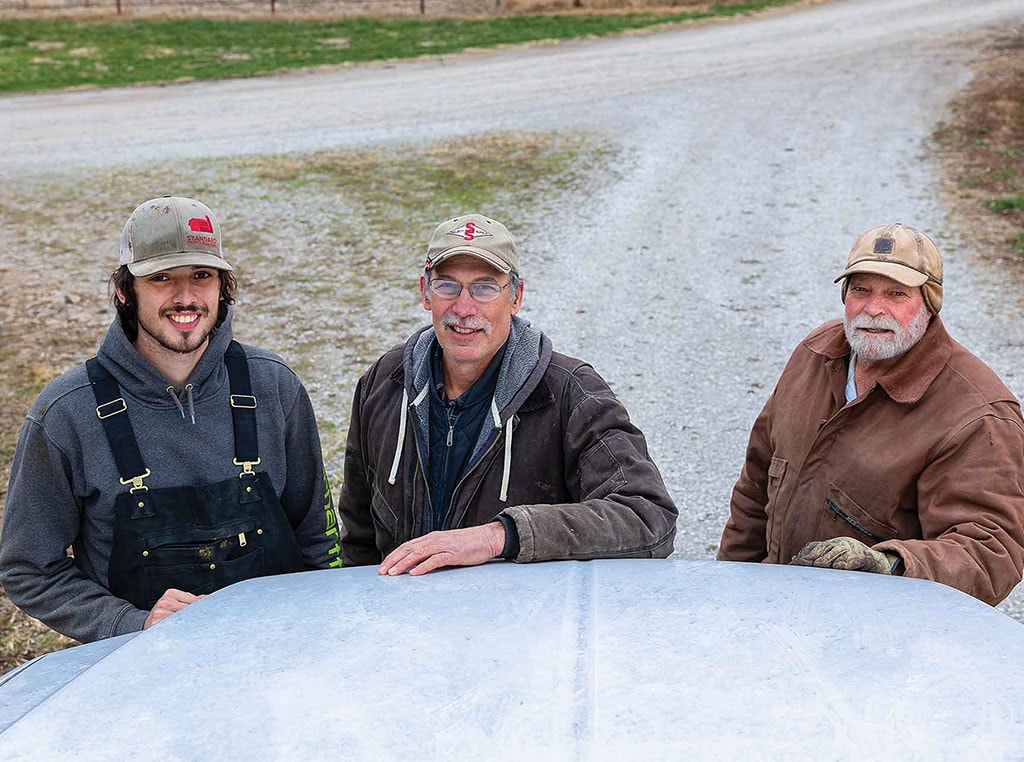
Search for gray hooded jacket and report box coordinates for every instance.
[339,315,677,564]
[0,312,339,642]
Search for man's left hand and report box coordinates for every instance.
[791,537,898,574]
[378,521,506,577]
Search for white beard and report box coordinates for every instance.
[844,303,930,361]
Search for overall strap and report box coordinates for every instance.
[85,357,150,492]
[224,340,260,474]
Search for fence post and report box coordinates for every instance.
[116,0,122,14]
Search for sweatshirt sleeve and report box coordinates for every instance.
[281,384,342,570]
[0,418,148,643]
[501,363,677,562]
[718,393,774,562]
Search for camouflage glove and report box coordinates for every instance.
[791,537,899,574]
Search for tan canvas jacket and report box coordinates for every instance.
[719,317,1024,605]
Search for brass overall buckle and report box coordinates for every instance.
[234,457,261,478]
[119,468,151,493]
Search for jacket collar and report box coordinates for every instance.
[804,315,953,404]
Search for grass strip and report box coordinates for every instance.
[985,193,1024,213]
[0,0,802,93]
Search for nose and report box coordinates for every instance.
[862,291,889,317]
[450,286,478,315]
[172,278,199,306]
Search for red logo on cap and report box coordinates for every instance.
[189,215,214,233]
[448,221,493,242]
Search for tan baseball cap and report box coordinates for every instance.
[425,214,519,275]
[119,196,234,277]
[834,223,943,313]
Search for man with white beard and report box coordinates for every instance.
[718,223,1024,605]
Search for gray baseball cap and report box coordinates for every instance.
[119,196,234,277]
[425,214,519,275]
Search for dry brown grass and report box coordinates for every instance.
[933,25,1024,265]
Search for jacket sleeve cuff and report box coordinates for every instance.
[497,513,521,560]
[110,604,149,638]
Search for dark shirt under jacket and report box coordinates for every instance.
[427,341,507,534]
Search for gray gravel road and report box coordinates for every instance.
[4,0,1024,615]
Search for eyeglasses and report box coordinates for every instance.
[429,278,509,303]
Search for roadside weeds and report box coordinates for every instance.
[933,25,1024,267]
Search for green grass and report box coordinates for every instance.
[986,193,1024,213]
[0,1,801,93]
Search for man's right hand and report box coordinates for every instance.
[143,588,202,629]
[791,537,897,574]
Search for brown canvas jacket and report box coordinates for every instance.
[339,319,677,565]
[719,317,1024,605]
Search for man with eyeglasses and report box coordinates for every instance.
[338,214,677,574]
[718,223,1024,605]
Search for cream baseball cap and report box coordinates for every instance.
[119,196,233,277]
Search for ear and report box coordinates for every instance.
[114,283,128,305]
[510,280,525,316]
[420,275,431,311]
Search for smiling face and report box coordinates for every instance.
[843,272,930,362]
[118,265,222,361]
[420,255,523,393]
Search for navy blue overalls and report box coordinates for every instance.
[87,341,306,610]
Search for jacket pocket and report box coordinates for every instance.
[767,457,787,504]
[577,437,626,498]
[826,483,897,542]
[370,485,399,538]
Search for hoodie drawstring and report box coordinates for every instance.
[166,385,196,424]
[166,386,185,419]
[185,384,195,425]
[490,398,512,503]
[387,388,513,500]
[389,386,429,486]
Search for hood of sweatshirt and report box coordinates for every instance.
[384,314,552,504]
[96,308,235,410]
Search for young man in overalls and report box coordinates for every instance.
[0,196,341,643]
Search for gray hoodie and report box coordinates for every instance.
[0,311,339,642]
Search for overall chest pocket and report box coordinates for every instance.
[143,548,266,602]
[145,520,258,565]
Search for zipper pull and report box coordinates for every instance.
[447,426,454,447]
[238,532,247,547]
